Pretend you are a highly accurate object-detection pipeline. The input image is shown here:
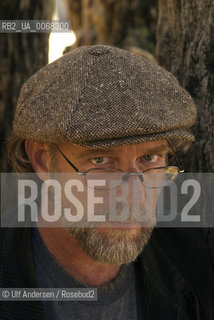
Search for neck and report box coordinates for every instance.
[38,226,121,286]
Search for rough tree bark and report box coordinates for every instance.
[64,0,157,53]
[0,0,52,172]
[156,0,214,273]
[156,0,214,173]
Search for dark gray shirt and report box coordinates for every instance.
[32,227,144,320]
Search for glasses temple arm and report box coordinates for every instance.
[166,140,184,171]
[56,146,79,172]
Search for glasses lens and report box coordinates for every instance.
[143,166,179,188]
[85,169,124,190]
[84,167,179,189]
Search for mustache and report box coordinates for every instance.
[61,204,156,229]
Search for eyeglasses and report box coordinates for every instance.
[56,143,184,190]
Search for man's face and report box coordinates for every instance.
[44,140,169,265]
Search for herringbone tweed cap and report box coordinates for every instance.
[13,45,197,148]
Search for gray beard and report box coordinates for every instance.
[45,177,156,265]
[58,203,156,265]
[66,224,154,265]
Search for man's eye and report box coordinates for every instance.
[143,154,159,162]
[90,157,109,165]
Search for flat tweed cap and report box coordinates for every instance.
[14,45,197,148]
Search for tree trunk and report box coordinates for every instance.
[64,0,157,53]
[0,0,52,172]
[156,0,214,173]
[156,0,214,273]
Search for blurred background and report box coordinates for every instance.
[0,0,214,174]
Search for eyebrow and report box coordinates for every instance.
[72,144,170,159]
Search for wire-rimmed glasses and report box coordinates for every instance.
[56,145,184,190]
[80,166,180,190]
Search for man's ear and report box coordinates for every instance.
[25,140,51,181]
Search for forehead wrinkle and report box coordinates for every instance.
[143,144,170,154]
[70,143,170,160]
[70,147,118,159]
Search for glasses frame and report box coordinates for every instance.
[56,141,184,189]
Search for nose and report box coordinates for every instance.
[116,171,146,208]
[122,172,143,184]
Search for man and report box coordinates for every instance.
[0,45,213,319]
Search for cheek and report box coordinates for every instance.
[144,188,159,212]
